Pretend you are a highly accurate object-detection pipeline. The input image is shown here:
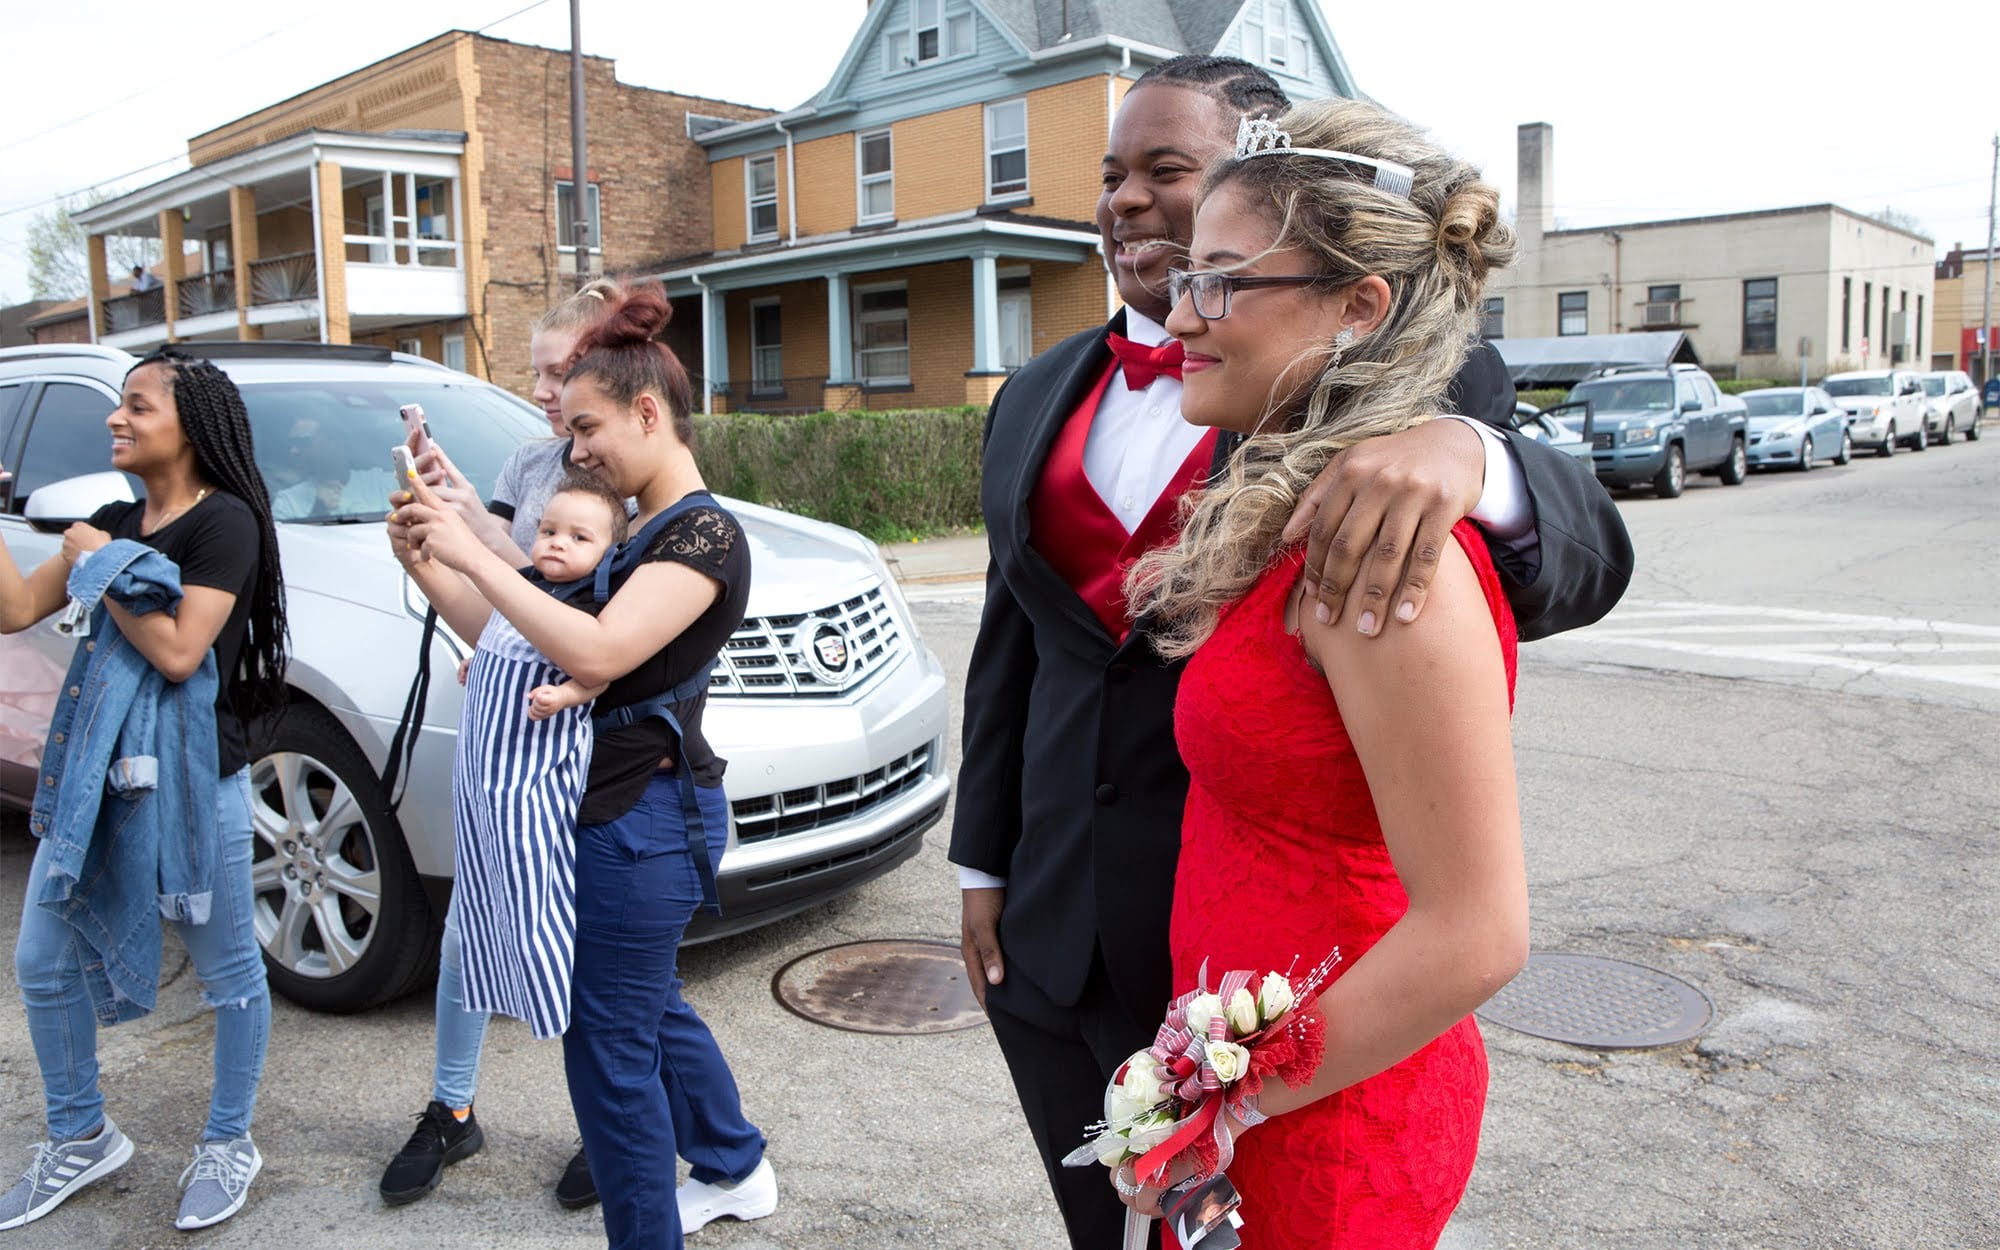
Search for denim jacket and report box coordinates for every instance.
[28,538,221,1023]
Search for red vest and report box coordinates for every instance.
[1028,364,1220,642]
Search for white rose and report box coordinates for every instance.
[1225,987,1259,1036]
[1119,1051,1165,1109]
[1183,993,1222,1035]
[1257,972,1296,1023]
[1093,1127,1134,1166]
[1125,1109,1176,1155]
[1207,1040,1252,1084]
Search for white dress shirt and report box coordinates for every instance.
[955,315,1537,891]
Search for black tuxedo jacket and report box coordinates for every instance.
[950,311,1633,1022]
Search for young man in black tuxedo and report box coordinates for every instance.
[950,56,1634,1249]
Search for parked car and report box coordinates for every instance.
[1510,399,1592,464]
[1563,364,1748,497]
[1919,370,1981,444]
[0,343,952,1012]
[1737,386,1853,471]
[1823,369,1927,455]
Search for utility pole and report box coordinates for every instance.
[569,0,591,287]
[1982,132,1996,392]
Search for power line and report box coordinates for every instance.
[0,0,558,224]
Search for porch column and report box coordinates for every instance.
[86,234,108,343]
[965,251,1007,405]
[159,210,184,343]
[703,281,729,414]
[229,185,261,341]
[823,271,861,410]
[314,161,351,344]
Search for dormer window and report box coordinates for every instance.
[885,0,973,70]
[1241,1,1309,72]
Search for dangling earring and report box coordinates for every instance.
[1332,326,1356,369]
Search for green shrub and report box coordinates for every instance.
[693,407,985,543]
[1519,387,1568,411]
[1718,378,1783,395]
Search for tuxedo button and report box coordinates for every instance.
[1094,783,1119,805]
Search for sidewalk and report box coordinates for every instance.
[881,530,988,584]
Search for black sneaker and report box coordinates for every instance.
[555,1144,598,1210]
[379,1100,484,1207]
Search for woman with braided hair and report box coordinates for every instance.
[1110,98,1531,1246]
[0,347,286,1234]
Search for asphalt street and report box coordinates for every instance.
[4,429,1998,1249]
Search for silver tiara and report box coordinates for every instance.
[1234,115,1415,200]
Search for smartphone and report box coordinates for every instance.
[391,444,418,485]
[399,403,432,455]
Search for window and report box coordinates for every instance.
[0,384,29,500]
[555,180,602,252]
[1917,294,1924,359]
[1742,278,1778,354]
[853,283,909,384]
[1881,290,1890,356]
[442,334,466,373]
[1675,374,1701,411]
[14,382,127,512]
[1558,290,1588,336]
[886,0,972,68]
[998,271,1032,369]
[1240,1,1309,71]
[985,100,1028,200]
[1481,297,1504,339]
[857,130,894,222]
[1862,282,1872,351]
[746,156,779,241]
[750,299,783,394]
[1841,278,1851,351]
[1645,283,1682,328]
[398,337,424,359]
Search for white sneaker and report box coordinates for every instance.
[677,1158,777,1234]
[174,1136,261,1231]
[0,1118,134,1231]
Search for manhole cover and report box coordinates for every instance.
[771,939,986,1035]
[1476,952,1712,1049]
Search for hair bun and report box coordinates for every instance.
[576,282,674,356]
[1436,184,1512,279]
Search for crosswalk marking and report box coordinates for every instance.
[1543,600,2000,696]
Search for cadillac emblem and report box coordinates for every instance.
[803,621,852,683]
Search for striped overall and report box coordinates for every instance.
[451,611,591,1040]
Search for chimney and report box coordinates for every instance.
[1517,122,1554,241]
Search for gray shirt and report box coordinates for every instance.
[489,438,636,555]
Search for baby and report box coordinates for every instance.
[455,472,625,720]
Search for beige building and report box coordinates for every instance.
[1487,122,1936,383]
[1932,245,1997,385]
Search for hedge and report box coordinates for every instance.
[693,407,985,543]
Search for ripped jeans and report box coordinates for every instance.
[15,768,269,1143]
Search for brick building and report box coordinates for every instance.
[69,32,768,389]
[1932,245,1997,386]
[653,0,1358,412]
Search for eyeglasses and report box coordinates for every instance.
[1166,267,1343,321]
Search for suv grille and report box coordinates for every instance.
[730,742,935,844]
[711,584,907,697]
[1591,432,1615,450]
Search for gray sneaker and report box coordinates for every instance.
[174,1136,261,1231]
[0,1118,135,1231]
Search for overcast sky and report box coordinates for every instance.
[2,0,1993,304]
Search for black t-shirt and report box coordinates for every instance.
[92,494,261,776]
[576,498,751,826]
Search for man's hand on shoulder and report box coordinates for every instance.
[1282,418,1485,635]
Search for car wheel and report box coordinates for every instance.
[1910,422,1928,452]
[247,702,438,1013]
[1797,436,1814,471]
[1835,430,1853,465]
[1719,436,1748,485]
[1879,424,1897,457]
[1653,444,1686,497]
[1938,418,1954,447]
[1967,417,1982,442]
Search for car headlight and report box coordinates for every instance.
[1624,425,1657,445]
[1764,423,1799,441]
[402,571,470,659]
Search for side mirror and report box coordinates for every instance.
[1680,397,1701,413]
[24,472,136,534]
[1811,406,1829,415]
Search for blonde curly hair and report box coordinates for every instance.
[1124,97,1515,659]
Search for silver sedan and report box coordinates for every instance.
[1740,386,1853,471]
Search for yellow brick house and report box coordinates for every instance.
[651,0,1358,412]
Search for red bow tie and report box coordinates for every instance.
[1106,332,1184,389]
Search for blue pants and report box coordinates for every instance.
[15,768,270,1143]
[563,773,764,1250]
[430,898,490,1109]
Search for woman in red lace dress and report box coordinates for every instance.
[1119,99,1531,1248]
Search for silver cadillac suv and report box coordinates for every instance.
[0,342,950,1012]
